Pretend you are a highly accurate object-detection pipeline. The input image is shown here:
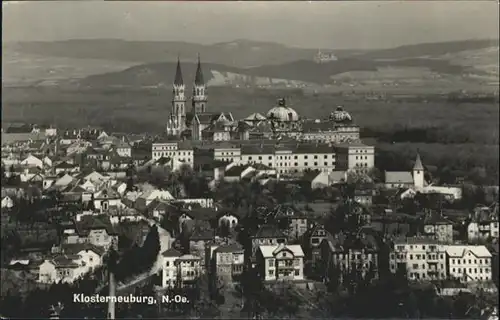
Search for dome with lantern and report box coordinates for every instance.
[329,106,352,123]
[266,98,300,122]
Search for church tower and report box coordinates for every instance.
[192,55,207,114]
[171,57,186,134]
[413,152,425,189]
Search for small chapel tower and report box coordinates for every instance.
[171,57,186,133]
[413,152,425,189]
[192,54,207,114]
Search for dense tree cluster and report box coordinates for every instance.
[363,124,497,145]
[113,224,161,282]
[136,164,209,198]
[0,270,105,318]
[376,143,499,185]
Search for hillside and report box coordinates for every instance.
[76,57,478,88]
[3,39,359,68]
[3,38,498,87]
[356,39,499,60]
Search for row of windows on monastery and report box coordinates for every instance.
[355,156,369,160]
[245,154,336,161]
[354,163,370,167]
[154,145,180,151]
[153,151,191,157]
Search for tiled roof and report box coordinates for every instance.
[259,244,304,258]
[215,242,243,253]
[60,243,105,256]
[253,224,286,239]
[225,165,250,177]
[326,231,379,252]
[52,255,80,268]
[162,248,182,257]
[385,171,413,184]
[445,245,491,258]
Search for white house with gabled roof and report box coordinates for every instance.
[257,244,305,282]
[446,245,492,283]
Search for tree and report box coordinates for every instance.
[141,224,161,270]
[87,193,96,211]
[125,176,135,192]
[325,263,342,292]
[0,164,6,184]
[219,220,231,238]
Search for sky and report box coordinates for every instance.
[2,1,499,49]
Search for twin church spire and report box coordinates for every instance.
[172,55,207,114]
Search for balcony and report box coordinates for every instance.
[427,254,439,262]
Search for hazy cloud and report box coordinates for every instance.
[2,1,499,49]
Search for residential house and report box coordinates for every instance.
[268,204,309,241]
[42,176,57,190]
[61,217,118,249]
[307,224,332,263]
[251,224,288,256]
[93,188,123,212]
[115,142,132,158]
[176,254,203,287]
[136,189,175,207]
[320,231,379,282]
[107,206,144,225]
[38,255,87,284]
[151,141,193,170]
[423,213,454,244]
[53,243,105,271]
[184,223,215,269]
[446,245,492,283]
[310,170,347,189]
[84,171,107,184]
[467,205,499,242]
[354,188,374,206]
[256,244,305,282]
[42,156,53,168]
[161,248,183,288]
[217,211,240,230]
[177,207,219,235]
[19,167,43,182]
[212,243,245,284]
[1,195,14,209]
[161,248,203,288]
[389,237,447,281]
[53,174,75,189]
[144,199,177,221]
[20,155,43,168]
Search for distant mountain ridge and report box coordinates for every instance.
[356,39,499,60]
[77,56,486,88]
[3,39,359,68]
[4,38,497,66]
[3,38,499,87]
